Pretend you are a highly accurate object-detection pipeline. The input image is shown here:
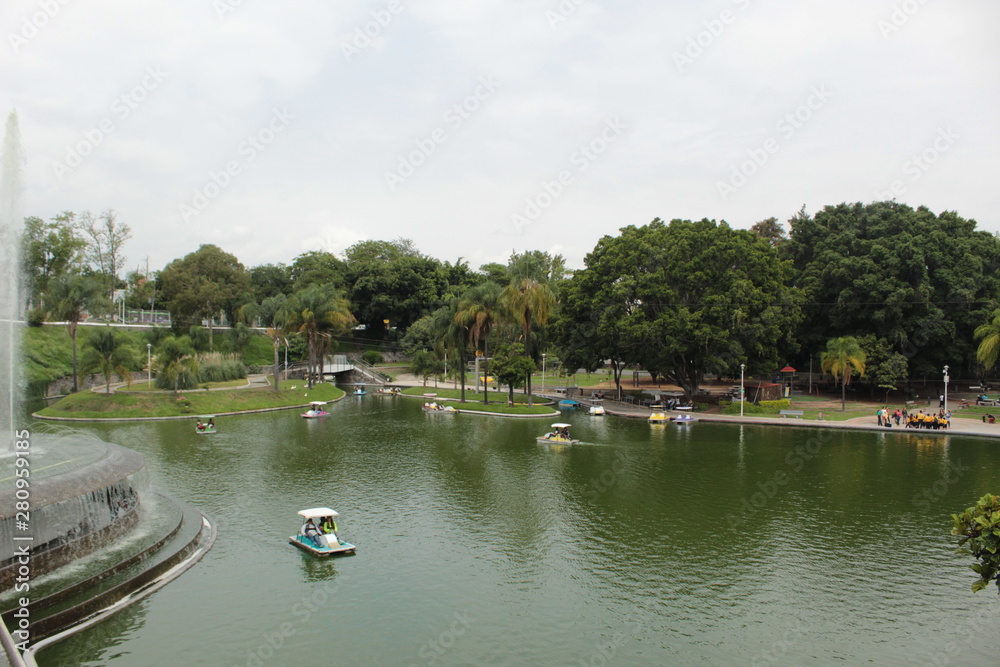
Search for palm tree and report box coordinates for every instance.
[48,274,109,392]
[155,336,199,396]
[974,308,1000,370]
[821,336,867,411]
[501,277,556,406]
[286,285,355,388]
[430,300,470,402]
[455,282,505,404]
[82,326,138,394]
[239,295,290,392]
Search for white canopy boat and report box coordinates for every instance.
[288,508,356,556]
[301,401,329,418]
[537,423,579,444]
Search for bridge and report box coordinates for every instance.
[320,355,391,385]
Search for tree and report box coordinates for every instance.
[81,326,138,394]
[552,218,802,400]
[431,299,470,402]
[239,294,292,392]
[455,282,505,404]
[288,251,345,292]
[821,336,867,411]
[80,209,131,298]
[286,284,355,388]
[410,350,444,387]
[783,202,1000,380]
[490,342,536,404]
[346,245,450,334]
[47,274,109,392]
[159,244,250,350]
[858,335,908,401]
[501,277,555,405]
[974,308,1000,370]
[951,493,1000,593]
[20,212,86,308]
[750,216,787,248]
[249,263,292,301]
[155,336,199,395]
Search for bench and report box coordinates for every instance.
[905,401,916,408]
[779,409,804,419]
[976,400,999,407]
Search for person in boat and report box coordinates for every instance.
[196,420,205,431]
[303,519,324,548]
[208,418,215,429]
[321,516,338,539]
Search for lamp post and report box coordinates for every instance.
[943,365,950,413]
[542,353,546,392]
[283,338,289,381]
[740,363,746,417]
[146,343,152,387]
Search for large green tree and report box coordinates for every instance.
[159,244,250,350]
[952,493,1000,594]
[553,218,802,400]
[783,202,1000,380]
[21,212,86,309]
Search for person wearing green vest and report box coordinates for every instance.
[321,516,338,540]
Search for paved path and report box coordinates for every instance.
[580,395,1000,440]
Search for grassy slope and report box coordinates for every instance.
[36,381,344,419]
[401,387,557,415]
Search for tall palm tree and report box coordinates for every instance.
[821,336,867,411]
[239,294,290,392]
[974,308,1000,370]
[431,300,469,402]
[82,326,138,394]
[501,277,556,406]
[455,282,505,404]
[286,285,355,388]
[48,274,109,392]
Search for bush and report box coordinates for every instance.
[197,352,247,383]
[722,401,767,415]
[759,399,791,412]
[361,350,384,365]
[27,308,46,327]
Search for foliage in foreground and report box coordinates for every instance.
[952,493,1000,593]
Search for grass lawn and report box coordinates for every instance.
[120,378,251,392]
[36,381,344,420]
[402,387,556,415]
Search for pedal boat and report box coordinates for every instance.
[289,508,356,556]
[537,423,580,444]
[301,401,329,418]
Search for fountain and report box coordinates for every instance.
[0,111,216,662]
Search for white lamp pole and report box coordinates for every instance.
[146,343,152,386]
[542,353,546,392]
[283,338,289,381]
[740,363,746,417]
[943,365,950,413]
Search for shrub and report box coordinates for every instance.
[722,401,768,415]
[197,352,247,383]
[759,399,791,412]
[361,350,384,365]
[27,308,46,327]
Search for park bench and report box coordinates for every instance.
[779,409,804,418]
[905,400,916,408]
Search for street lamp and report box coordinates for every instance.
[943,365,950,413]
[542,353,546,392]
[146,343,152,387]
[283,338,289,381]
[740,363,746,417]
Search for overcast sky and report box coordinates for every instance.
[2,0,998,274]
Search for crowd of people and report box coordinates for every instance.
[877,407,950,429]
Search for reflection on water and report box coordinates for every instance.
[37,400,1000,666]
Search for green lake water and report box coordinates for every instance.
[33,396,1000,666]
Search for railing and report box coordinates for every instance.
[349,356,391,385]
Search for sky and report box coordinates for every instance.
[2,0,998,274]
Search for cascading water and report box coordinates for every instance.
[0,110,24,451]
